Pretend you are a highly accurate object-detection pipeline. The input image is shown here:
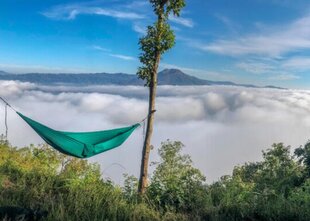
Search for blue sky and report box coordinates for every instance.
[1,0,310,88]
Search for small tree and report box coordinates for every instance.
[295,142,310,178]
[255,143,303,196]
[137,0,186,194]
[147,140,206,213]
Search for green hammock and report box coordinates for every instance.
[17,112,140,158]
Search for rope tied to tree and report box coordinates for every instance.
[0,96,17,112]
[139,109,156,125]
[139,110,156,151]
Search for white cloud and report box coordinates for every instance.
[92,8,144,20]
[0,63,90,74]
[42,5,144,21]
[91,45,135,61]
[268,74,300,81]
[169,15,194,28]
[132,23,146,35]
[235,60,301,81]
[0,81,35,97]
[283,56,310,70]
[109,53,136,61]
[204,92,227,114]
[91,46,135,61]
[197,15,310,57]
[92,45,110,52]
[1,81,310,184]
[125,1,149,10]
[236,62,275,74]
[215,14,240,34]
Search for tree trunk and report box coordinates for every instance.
[138,6,164,195]
[138,44,162,193]
[138,69,158,194]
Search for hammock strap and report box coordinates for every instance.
[139,109,156,124]
[0,96,17,112]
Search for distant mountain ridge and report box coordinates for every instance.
[0,69,284,89]
[0,71,10,75]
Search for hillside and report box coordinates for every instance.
[0,139,309,221]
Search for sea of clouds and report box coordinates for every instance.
[1,80,310,184]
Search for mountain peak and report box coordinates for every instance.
[158,68,208,85]
[159,68,186,75]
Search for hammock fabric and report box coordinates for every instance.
[17,112,140,158]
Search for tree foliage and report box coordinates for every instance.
[147,140,207,214]
[295,141,310,178]
[0,140,160,221]
[207,143,309,221]
[137,0,185,85]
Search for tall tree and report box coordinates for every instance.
[137,0,186,194]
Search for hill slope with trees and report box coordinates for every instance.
[0,137,309,220]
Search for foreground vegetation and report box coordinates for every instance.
[0,138,309,221]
